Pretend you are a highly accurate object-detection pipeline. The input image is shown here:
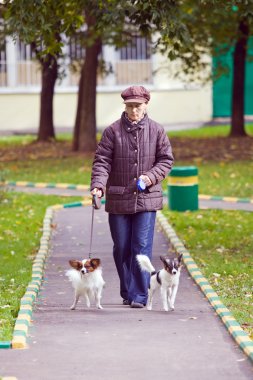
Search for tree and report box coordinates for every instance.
[72,0,132,152]
[3,0,83,141]
[156,0,253,137]
[72,3,103,152]
[72,0,190,152]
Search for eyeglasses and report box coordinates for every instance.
[125,103,145,110]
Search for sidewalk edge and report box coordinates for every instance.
[157,211,253,363]
[7,200,91,350]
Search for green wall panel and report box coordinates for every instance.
[213,38,253,117]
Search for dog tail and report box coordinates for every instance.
[136,255,155,273]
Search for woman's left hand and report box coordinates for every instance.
[139,175,152,187]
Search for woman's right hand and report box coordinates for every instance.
[91,188,103,198]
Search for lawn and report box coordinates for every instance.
[168,123,253,138]
[163,208,253,338]
[0,126,252,341]
[0,191,82,341]
[1,159,252,199]
[1,157,92,185]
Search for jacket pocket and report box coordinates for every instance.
[108,186,125,195]
[146,183,162,193]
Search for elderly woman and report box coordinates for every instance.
[90,85,174,308]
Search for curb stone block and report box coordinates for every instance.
[157,211,253,363]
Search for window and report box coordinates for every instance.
[120,35,151,60]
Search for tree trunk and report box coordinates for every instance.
[73,39,101,151]
[73,9,102,152]
[37,54,58,141]
[230,19,249,137]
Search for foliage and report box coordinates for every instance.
[3,0,83,58]
[159,0,253,82]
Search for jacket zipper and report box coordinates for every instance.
[135,129,140,213]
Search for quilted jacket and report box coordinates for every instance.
[90,112,174,214]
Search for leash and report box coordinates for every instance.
[88,194,101,259]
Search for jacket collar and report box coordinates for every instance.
[121,112,148,132]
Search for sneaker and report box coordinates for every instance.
[123,299,130,305]
[130,301,144,308]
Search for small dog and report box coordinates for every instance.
[136,254,183,311]
[66,258,105,310]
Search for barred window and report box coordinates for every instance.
[69,36,85,61]
[120,36,151,60]
[17,41,38,60]
[0,40,7,86]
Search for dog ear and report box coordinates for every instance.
[90,258,101,268]
[160,255,167,267]
[69,260,82,270]
[178,254,183,264]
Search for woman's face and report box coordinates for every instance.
[125,102,147,122]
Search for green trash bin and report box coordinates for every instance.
[168,166,199,211]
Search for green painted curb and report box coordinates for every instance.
[157,211,253,363]
[0,341,12,349]
[63,201,84,208]
[5,181,89,191]
[4,180,253,204]
[5,200,90,349]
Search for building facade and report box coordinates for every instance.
[0,36,212,133]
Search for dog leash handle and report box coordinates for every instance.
[92,193,102,210]
[88,194,102,259]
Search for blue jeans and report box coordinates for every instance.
[108,211,156,305]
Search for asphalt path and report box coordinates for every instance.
[8,185,253,212]
[0,205,252,379]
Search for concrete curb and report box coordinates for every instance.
[1,198,92,350]
[157,211,253,363]
[199,194,253,204]
[11,206,54,349]
[4,181,253,204]
[1,181,252,359]
[4,181,89,191]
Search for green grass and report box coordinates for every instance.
[0,123,252,148]
[2,159,252,199]
[0,192,82,341]
[0,133,73,146]
[163,208,253,338]
[0,130,253,341]
[0,135,35,146]
[178,160,253,198]
[1,157,93,185]
[168,123,253,138]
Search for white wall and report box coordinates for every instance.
[0,86,212,133]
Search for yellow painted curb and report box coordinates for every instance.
[12,336,26,349]
[157,211,253,363]
[11,201,91,349]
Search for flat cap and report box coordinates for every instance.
[121,86,150,103]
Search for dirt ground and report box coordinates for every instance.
[0,136,253,162]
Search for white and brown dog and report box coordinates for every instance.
[136,254,183,311]
[66,258,105,310]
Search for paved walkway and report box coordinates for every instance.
[0,205,252,379]
[8,185,253,212]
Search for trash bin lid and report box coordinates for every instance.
[170,166,198,177]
